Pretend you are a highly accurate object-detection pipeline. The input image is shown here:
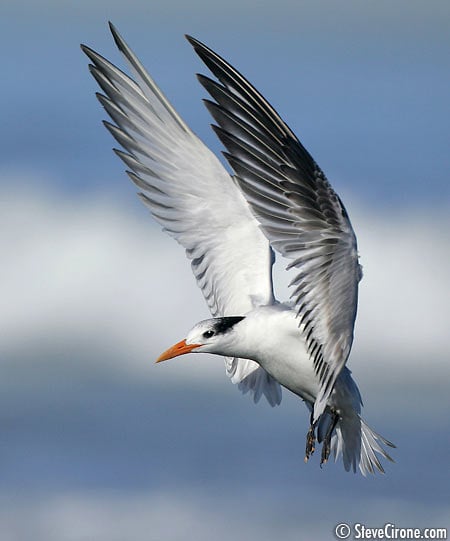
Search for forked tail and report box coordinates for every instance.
[318,409,395,475]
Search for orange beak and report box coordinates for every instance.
[156,339,201,363]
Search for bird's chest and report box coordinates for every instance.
[253,334,320,403]
[233,307,321,403]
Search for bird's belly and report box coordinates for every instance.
[258,344,320,404]
[240,305,321,403]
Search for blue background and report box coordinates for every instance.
[1,1,449,539]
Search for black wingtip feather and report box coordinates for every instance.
[185,34,209,53]
[108,21,124,52]
[81,44,103,65]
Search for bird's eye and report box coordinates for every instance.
[202,330,215,339]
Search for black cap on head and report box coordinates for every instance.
[213,316,245,335]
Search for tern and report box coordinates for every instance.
[82,23,394,475]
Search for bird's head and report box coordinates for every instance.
[156,316,246,362]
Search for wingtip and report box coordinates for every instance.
[81,22,121,54]
[81,45,109,72]
[80,43,96,60]
[185,34,212,57]
[108,21,126,53]
[185,34,198,47]
[108,21,118,38]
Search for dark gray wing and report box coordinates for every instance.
[187,35,362,421]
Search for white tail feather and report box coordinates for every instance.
[325,411,395,475]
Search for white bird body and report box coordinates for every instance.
[194,305,321,403]
[82,23,395,475]
[240,306,321,401]
[184,304,361,423]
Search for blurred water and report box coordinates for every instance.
[0,344,448,539]
[1,1,449,539]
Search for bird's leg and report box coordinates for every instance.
[320,409,339,467]
[304,412,317,462]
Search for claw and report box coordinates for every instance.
[320,410,339,467]
[320,441,331,466]
[304,425,316,462]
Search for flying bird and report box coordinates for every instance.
[81,23,394,475]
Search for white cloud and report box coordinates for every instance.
[0,183,448,537]
[1,184,448,387]
[349,205,450,361]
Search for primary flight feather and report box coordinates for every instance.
[81,23,394,475]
